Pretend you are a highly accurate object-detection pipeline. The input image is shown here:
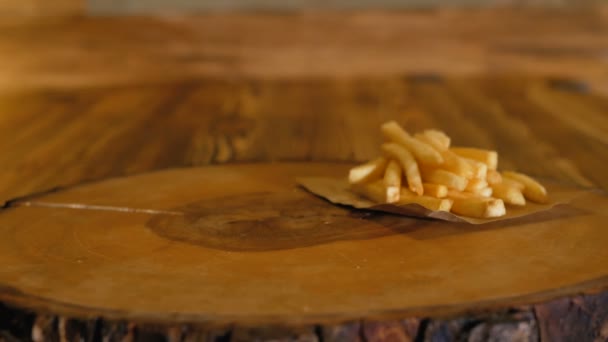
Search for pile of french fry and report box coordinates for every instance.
[349,121,548,218]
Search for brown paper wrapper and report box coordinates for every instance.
[297,177,587,224]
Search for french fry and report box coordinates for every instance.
[477,187,493,198]
[465,178,488,193]
[422,169,468,191]
[446,189,484,199]
[350,181,388,203]
[382,143,424,195]
[486,169,502,185]
[383,160,402,203]
[441,151,476,179]
[491,182,526,206]
[414,133,445,152]
[447,187,492,198]
[450,197,506,218]
[422,183,448,198]
[465,158,488,179]
[446,190,476,199]
[346,121,549,219]
[381,121,443,166]
[502,171,548,203]
[451,147,498,170]
[415,134,474,179]
[502,177,525,190]
[400,188,453,211]
[424,130,450,150]
[349,157,388,184]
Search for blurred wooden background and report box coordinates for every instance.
[0,0,603,16]
[0,0,81,16]
[0,8,606,96]
[87,0,603,14]
[0,0,606,97]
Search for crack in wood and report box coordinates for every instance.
[10,201,184,216]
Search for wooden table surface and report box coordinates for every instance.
[2,76,607,206]
[1,7,608,206]
[0,7,608,341]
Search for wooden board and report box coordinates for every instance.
[2,7,608,338]
[1,162,607,329]
[1,74,608,340]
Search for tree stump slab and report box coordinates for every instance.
[0,162,607,340]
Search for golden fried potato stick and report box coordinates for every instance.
[502,171,548,203]
[465,178,488,193]
[501,178,525,190]
[446,190,475,199]
[382,143,424,195]
[464,158,488,179]
[424,130,450,150]
[348,157,388,184]
[422,169,468,191]
[446,189,491,199]
[486,169,503,185]
[441,151,477,179]
[451,147,498,171]
[450,197,506,218]
[383,160,402,203]
[351,181,452,211]
[491,182,526,206]
[476,187,493,198]
[350,180,389,203]
[414,133,475,180]
[400,188,453,211]
[381,121,443,166]
[414,133,446,152]
[422,183,448,198]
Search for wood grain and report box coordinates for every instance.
[0,8,607,93]
[1,163,607,327]
[1,8,607,339]
[1,77,607,207]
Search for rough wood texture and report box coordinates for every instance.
[3,297,607,341]
[1,163,607,341]
[1,301,605,341]
[0,8,607,94]
[535,292,608,342]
